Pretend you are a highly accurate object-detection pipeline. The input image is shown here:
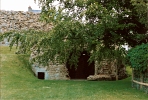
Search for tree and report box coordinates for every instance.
[34,0,148,66]
[0,0,148,67]
[36,0,148,46]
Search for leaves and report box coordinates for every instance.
[127,43,148,73]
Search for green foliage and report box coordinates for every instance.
[0,30,48,53]
[36,0,148,47]
[127,43,148,73]
[1,0,148,67]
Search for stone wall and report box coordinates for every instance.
[30,45,70,80]
[31,64,70,80]
[88,60,127,81]
[0,10,52,33]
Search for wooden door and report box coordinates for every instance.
[67,51,94,79]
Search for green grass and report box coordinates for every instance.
[0,46,148,100]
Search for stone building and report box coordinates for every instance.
[0,9,127,80]
[30,45,127,80]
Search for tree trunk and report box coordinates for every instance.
[115,59,118,81]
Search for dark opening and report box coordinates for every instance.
[38,72,45,79]
[67,51,95,79]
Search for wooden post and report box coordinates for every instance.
[140,73,144,90]
[132,69,134,87]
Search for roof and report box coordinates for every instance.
[28,6,41,13]
[31,10,41,13]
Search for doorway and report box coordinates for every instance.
[38,72,45,79]
[67,51,95,79]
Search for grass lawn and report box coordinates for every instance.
[0,46,148,100]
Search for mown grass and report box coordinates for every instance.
[0,46,148,100]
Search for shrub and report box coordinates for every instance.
[127,43,148,73]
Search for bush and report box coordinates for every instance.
[127,43,148,73]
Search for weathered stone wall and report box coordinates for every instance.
[31,64,70,80]
[30,45,70,80]
[0,10,52,33]
[88,60,127,81]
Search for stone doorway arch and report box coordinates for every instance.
[67,51,95,79]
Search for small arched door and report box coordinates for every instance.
[67,51,95,79]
